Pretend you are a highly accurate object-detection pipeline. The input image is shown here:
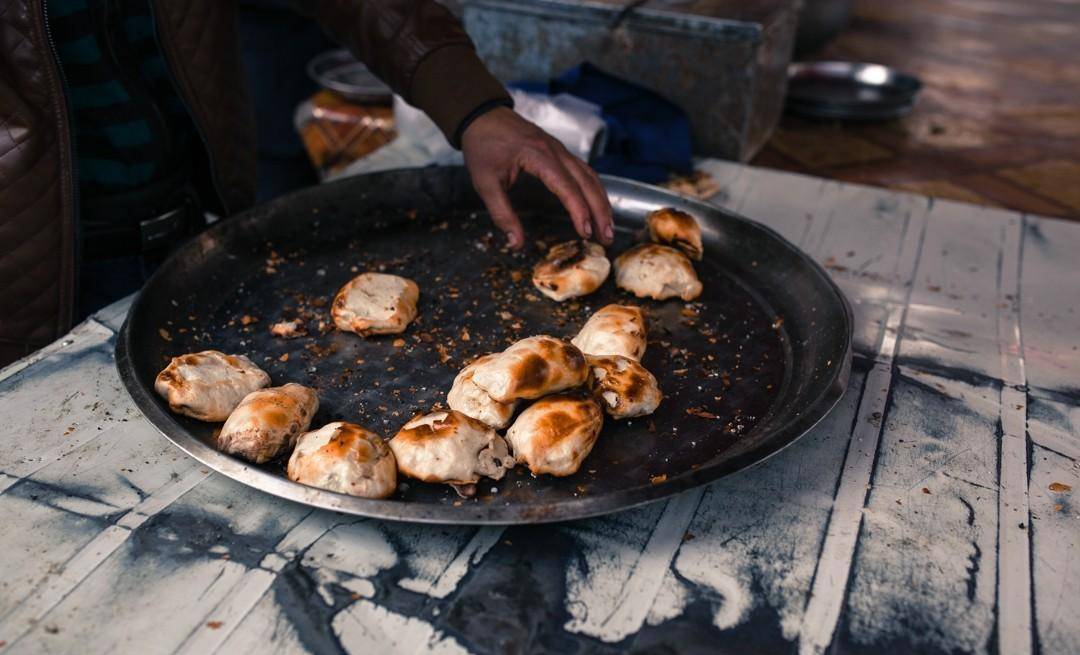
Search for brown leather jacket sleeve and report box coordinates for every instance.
[295,1,511,145]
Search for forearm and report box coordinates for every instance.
[296,0,511,145]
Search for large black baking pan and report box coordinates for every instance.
[116,166,852,524]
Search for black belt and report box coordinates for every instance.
[81,187,205,260]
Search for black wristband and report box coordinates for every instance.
[451,97,515,149]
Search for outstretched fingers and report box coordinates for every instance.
[472,172,525,249]
[519,146,595,241]
[560,151,614,244]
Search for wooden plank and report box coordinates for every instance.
[710,165,933,362]
[377,523,504,601]
[996,216,1033,655]
[0,319,135,485]
[837,370,1000,654]
[796,199,930,654]
[800,194,1029,654]
[1028,442,1080,655]
[696,159,817,245]
[898,200,1017,378]
[0,323,210,646]
[824,199,1040,655]
[997,391,1033,655]
[559,490,703,643]
[633,365,867,651]
[797,361,894,655]
[396,526,504,599]
[1028,393,1080,462]
[174,511,345,655]
[175,517,501,652]
[804,189,931,358]
[215,590,314,655]
[208,518,407,655]
[1019,215,1080,393]
[0,460,207,645]
[331,600,469,654]
[91,295,135,333]
[5,477,311,655]
[207,519,502,655]
[0,470,208,648]
[1017,212,1080,655]
[703,161,932,357]
[1022,217,1080,653]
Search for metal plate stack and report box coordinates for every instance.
[785,61,922,120]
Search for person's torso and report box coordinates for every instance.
[47,0,198,217]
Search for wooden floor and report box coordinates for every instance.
[753,0,1080,221]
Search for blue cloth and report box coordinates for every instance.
[516,63,693,184]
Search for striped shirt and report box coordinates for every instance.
[47,0,196,200]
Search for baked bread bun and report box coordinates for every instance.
[646,207,703,260]
[287,422,396,498]
[614,244,702,301]
[154,350,270,422]
[505,393,604,477]
[447,354,518,429]
[587,355,662,419]
[389,410,513,484]
[470,335,588,403]
[217,383,319,463]
[571,304,647,361]
[532,240,610,301]
[332,272,419,336]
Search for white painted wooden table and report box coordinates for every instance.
[1,161,1077,655]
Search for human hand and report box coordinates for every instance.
[461,107,614,249]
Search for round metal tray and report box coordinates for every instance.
[786,61,922,120]
[116,167,852,524]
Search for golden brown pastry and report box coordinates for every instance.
[446,354,518,429]
[614,244,702,301]
[154,350,271,422]
[389,410,513,485]
[531,240,611,302]
[587,355,662,419]
[287,422,396,498]
[470,335,589,403]
[571,304,647,361]
[332,272,419,336]
[646,207,703,260]
[505,393,604,477]
[216,383,319,463]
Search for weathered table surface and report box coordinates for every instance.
[1,161,1077,655]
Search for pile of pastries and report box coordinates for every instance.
[153,207,703,500]
[532,207,703,303]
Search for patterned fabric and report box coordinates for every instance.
[47,0,195,197]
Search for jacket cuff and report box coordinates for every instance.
[408,44,512,148]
